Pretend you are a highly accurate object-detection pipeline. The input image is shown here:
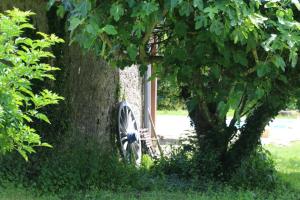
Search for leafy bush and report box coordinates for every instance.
[153,135,198,180]
[0,8,63,159]
[154,137,279,191]
[230,146,278,189]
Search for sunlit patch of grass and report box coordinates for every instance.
[157,110,188,116]
[266,141,300,190]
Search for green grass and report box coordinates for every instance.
[157,109,188,116]
[0,182,59,200]
[266,141,300,190]
[0,184,298,200]
[1,142,300,200]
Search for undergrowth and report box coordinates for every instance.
[0,134,299,199]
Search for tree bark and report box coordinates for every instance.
[225,93,288,171]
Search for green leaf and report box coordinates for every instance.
[256,63,270,77]
[170,0,181,9]
[217,101,229,119]
[142,2,159,16]
[289,49,298,68]
[272,55,286,71]
[179,1,193,16]
[233,51,248,66]
[210,20,223,36]
[47,0,56,10]
[110,3,124,22]
[86,24,99,35]
[193,0,203,10]
[69,17,83,32]
[204,6,218,20]
[195,15,207,29]
[127,45,138,61]
[255,88,264,99]
[22,114,33,123]
[75,0,91,17]
[40,143,53,148]
[56,5,65,18]
[248,13,268,28]
[278,75,288,84]
[127,0,136,8]
[133,23,145,38]
[36,113,51,124]
[102,25,118,35]
[17,149,28,161]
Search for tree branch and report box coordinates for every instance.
[252,48,259,64]
[229,86,248,129]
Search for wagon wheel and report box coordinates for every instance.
[117,101,142,166]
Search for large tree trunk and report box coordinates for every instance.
[189,103,230,177]
[189,86,290,177]
[225,91,289,171]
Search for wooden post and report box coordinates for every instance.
[150,36,157,138]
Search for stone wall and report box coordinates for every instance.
[119,66,144,128]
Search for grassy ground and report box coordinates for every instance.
[157,110,188,116]
[266,142,300,190]
[1,142,300,199]
[0,184,298,200]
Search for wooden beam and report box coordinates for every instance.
[151,75,157,130]
[150,36,157,137]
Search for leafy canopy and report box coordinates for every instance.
[0,8,64,160]
[53,0,300,123]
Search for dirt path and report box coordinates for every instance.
[156,115,300,145]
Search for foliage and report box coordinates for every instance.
[153,136,282,191]
[0,133,159,193]
[0,8,63,160]
[157,79,185,110]
[230,146,278,189]
[153,145,195,179]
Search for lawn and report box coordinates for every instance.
[266,141,300,190]
[157,110,188,116]
[1,142,299,200]
[0,184,298,200]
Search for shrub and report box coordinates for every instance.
[0,8,63,159]
[229,146,278,189]
[153,136,280,191]
[0,133,158,193]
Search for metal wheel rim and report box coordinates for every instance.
[118,101,141,166]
